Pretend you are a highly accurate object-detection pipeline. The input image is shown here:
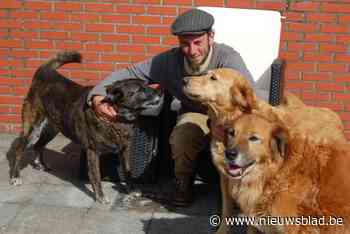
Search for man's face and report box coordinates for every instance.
[178,32,214,67]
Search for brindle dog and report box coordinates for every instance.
[9,51,161,204]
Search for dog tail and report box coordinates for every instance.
[44,51,82,70]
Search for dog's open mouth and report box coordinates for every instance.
[225,161,255,179]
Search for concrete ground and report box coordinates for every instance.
[0,133,239,234]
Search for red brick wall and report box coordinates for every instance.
[0,0,349,138]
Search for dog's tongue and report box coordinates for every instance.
[228,164,243,177]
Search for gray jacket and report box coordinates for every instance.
[88,42,254,114]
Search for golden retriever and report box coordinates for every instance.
[220,112,350,234]
[182,68,346,234]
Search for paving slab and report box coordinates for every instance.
[3,204,86,234]
[0,203,22,227]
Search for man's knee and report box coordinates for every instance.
[169,122,207,160]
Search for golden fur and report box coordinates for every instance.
[220,113,350,234]
[182,68,346,234]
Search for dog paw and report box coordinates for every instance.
[9,178,22,186]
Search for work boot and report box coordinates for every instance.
[172,176,194,207]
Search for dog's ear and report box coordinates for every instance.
[270,125,288,160]
[229,80,257,113]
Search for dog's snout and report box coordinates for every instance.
[225,148,238,161]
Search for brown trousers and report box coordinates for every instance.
[169,112,210,180]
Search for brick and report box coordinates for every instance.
[288,22,318,32]
[70,71,100,81]
[84,63,113,71]
[318,103,344,111]
[101,54,130,63]
[162,36,178,46]
[71,13,99,22]
[306,13,336,23]
[320,43,347,53]
[40,31,68,40]
[302,92,331,101]
[54,2,82,11]
[317,82,345,92]
[147,26,170,35]
[285,81,314,90]
[336,93,350,101]
[11,31,38,39]
[147,6,177,16]
[25,40,54,49]
[101,34,130,43]
[339,15,350,23]
[321,3,350,13]
[0,78,27,86]
[162,16,176,25]
[279,51,299,61]
[116,5,145,14]
[101,15,130,23]
[289,2,320,11]
[304,33,335,43]
[0,19,22,29]
[24,1,51,10]
[133,35,161,44]
[86,43,114,52]
[321,24,348,34]
[281,32,303,41]
[117,25,145,34]
[86,24,114,33]
[147,45,170,54]
[23,21,53,30]
[133,16,161,25]
[256,1,286,11]
[56,42,83,50]
[335,54,350,63]
[227,0,255,8]
[12,69,34,78]
[283,12,304,22]
[194,0,225,7]
[71,33,98,41]
[0,96,23,105]
[0,60,21,67]
[117,44,145,53]
[304,52,332,63]
[0,0,22,9]
[288,42,317,51]
[53,22,81,31]
[12,86,28,96]
[9,11,38,20]
[133,0,161,4]
[163,0,192,5]
[40,12,68,21]
[11,50,39,58]
[130,55,148,63]
[319,63,347,72]
[0,114,21,123]
[86,3,114,13]
[337,35,350,43]
[0,40,22,48]
[303,72,332,81]
[335,74,350,82]
[339,112,350,121]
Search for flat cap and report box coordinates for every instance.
[171,9,214,36]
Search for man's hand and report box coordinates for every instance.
[92,95,117,122]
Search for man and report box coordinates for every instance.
[88,9,254,207]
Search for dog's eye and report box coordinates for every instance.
[210,75,217,81]
[249,135,261,143]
